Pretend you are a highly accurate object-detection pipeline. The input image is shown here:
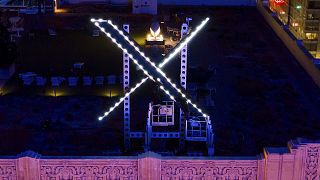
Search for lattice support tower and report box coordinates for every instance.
[92,17,212,155]
[179,23,189,151]
[123,24,131,149]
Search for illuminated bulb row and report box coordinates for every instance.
[159,86,176,101]
[159,17,210,68]
[94,22,154,81]
[93,19,209,118]
[130,57,155,81]
[95,23,177,120]
[98,77,148,121]
[130,58,176,102]
[97,19,209,117]
[130,40,208,117]
[168,81,207,117]
[106,20,151,62]
[91,18,108,23]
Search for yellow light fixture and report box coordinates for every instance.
[147,21,164,42]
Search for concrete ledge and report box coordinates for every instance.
[257,1,320,88]
[1,139,320,179]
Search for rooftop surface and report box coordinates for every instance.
[0,7,320,156]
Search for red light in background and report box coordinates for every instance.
[274,0,285,5]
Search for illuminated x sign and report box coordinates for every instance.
[91,18,210,121]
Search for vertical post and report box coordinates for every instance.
[16,151,41,180]
[206,117,214,156]
[17,157,41,179]
[179,23,189,152]
[145,103,153,151]
[180,23,188,90]
[123,24,131,150]
[138,152,161,180]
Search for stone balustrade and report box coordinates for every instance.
[0,138,319,179]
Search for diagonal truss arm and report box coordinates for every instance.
[92,18,210,121]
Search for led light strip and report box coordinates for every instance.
[98,77,148,121]
[159,18,209,68]
[130,55,176,102]
[93,18,210,120]
[96,25,176,120]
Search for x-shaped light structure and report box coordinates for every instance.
[91,18,210,121]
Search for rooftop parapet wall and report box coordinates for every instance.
[263,139,320,180]
[61,0,256,6]
[161,158,261,179]
[0,139,319,179]
[257,0,320,88]
[158,0,256,6]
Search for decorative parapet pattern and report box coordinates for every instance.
[39,159,138,179]
[0,159,17,179]
[161,159,258,179]
[305,145,320,180]
[0,139,320,180]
